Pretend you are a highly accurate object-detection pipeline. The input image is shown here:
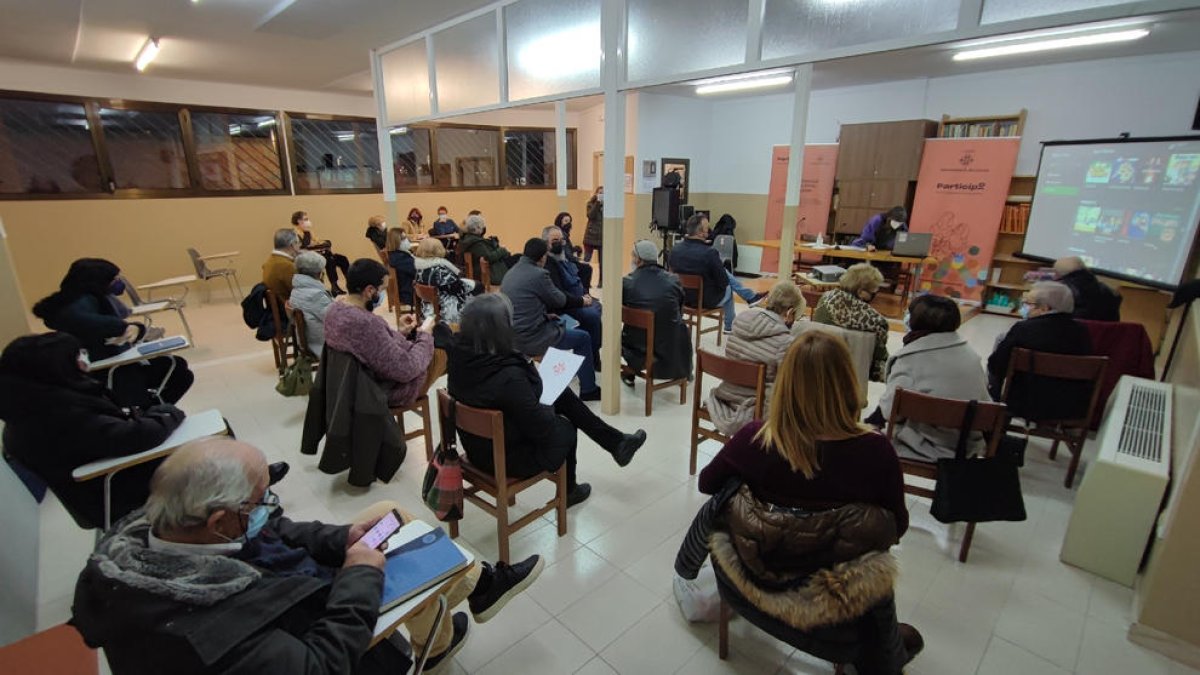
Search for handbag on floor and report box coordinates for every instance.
[275,352,315,397]
[930,400,1027,524]
[422,395,464,522]
[673,562,721,623]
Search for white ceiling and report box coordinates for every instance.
[0,0,494,93]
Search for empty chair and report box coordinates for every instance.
[712,234,736,271]
[187,248,242,300]
[122,276,193,345]
[620,306,687,417]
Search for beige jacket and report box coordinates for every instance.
[707,308,793,436]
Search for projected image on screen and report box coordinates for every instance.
[1024,137,1200,288]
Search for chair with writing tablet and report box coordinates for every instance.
[187,248,242,301]
[122,276,194,345]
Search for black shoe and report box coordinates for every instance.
[421,612,469,673]
[567,483,592,508]
[468,555,545,623]
[621,372,636,387]
[899,623,924,665]
[579,387,601,402]
[749,291,768,307]
[331,286,347,297]
[268,462,290,486]
[612,430,646,467]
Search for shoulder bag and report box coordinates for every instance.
[930,400,1027,524]
[422,395,464,522]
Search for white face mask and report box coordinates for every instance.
[438,214,447,222]
[902,311,911,332]
[78,350,91,370]
[889,219,903,230]
[301,219,312,230]
[597,193,604,203]
[399,238,412,252]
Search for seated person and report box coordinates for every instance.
[698,331,921,674]
[669,214,765,333]
[543,225,601,365]
[501,238,599,400]
[621,239,692,386]
[293,211,350,296]
[72,437,543,674]
[33,258,194,408]
[852,206,908,251]
[385,227,416,308]
[413,238,479,325]
[289,251,334,357]
[0,332,185,530]
[813,263,890,381]
[707,281,805,437]
[554,211,592,290]
[870,294,989,461]
[441,295,646,507]
[459,214,514,286]
[1053,256,1122,322]
[708,213,739,270]
[364,214,388,251]
[263,228,300,301]
[987,281,1093,421]
[403,207,425,239]
[324,259,434,408]
[428,206,460,259]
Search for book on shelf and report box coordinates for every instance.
[939,119,1022,139]
[999,202,1031,234]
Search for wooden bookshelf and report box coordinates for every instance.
[982,174,1041,315]
[939,109,1027,138]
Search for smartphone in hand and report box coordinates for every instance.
[354,509,404,551]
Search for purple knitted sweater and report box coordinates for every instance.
[323,301,434,407]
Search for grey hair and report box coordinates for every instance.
[464,214,486,234]
[145,445,261,532]
[541,225,562,240]
[274,228,298,250]
[294,251,325,278]
[1028,281,1074,314]
[1053,256,1085,277]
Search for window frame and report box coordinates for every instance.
[0,90,109,201]
[284,111,384,195]
[181,104,291,197]
[393,122,578,193]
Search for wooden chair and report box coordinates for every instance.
[375,249,400,312]
[264,288,296,372]
[1001,348,1109,488]
[689,348,766,475]
[620,306,688,417]
[884,388,1009,562]
[462,252,496,292]
[799,286,825,319]
[414,283,441,322]
[290,309,320,364]
[436,389,568,562]
[677,273,724,351]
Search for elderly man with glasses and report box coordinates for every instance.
[72,438,542,675]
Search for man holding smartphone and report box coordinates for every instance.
[72,438,542,675]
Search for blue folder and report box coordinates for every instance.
[380,527,469,611]
[137,336,187,355]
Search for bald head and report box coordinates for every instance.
[146,438,267,535]
[1053,256,1085,278]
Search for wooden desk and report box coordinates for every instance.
[72,409,228,529]
[748,240,936,305]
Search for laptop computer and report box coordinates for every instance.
[891,232,932,258]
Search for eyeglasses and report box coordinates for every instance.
[240,488,281,514]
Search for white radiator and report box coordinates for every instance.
[1060,376,1172,587]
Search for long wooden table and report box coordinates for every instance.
[747,240,937,305]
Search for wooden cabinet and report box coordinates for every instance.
[833,119,937,234]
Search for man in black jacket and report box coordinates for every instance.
[72,438,542,675]
[669,214,764,332]
[622,239,693,384]
[1053,256,1122,322]
[543,225,602,366]
[987,281,1093,421]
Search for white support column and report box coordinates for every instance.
[746,0,766,63]
[555,100,568,212]
[779,64,813,278]
[496,8,509,104]
[370,49,401,227]
[599,0,627,414]
[958,0,984,29]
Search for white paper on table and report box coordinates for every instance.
[537,347,586,405]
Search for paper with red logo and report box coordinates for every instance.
[537,347,585,404]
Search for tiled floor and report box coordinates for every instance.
[32,292,1198,675]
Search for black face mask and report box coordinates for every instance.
[550,242,564,255]
[366,287,384,311]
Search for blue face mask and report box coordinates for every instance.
[1018,303,1032,320]
[243,505,270,541]
[902,311,911,332]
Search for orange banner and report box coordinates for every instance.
[762,144,839,274]
[909,138,1021,301]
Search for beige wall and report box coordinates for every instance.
[0,218,32,344]
[0,190,592,311]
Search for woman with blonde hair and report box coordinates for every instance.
[413,237,478,324]
[707,280,805,436]
[698,331,920,674]
[813,262,890,381]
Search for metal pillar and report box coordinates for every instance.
[779,64,813,278]
[555,100,569,212]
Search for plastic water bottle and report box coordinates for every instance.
[815,233,824,247]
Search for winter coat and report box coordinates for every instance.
[387,250,416,306]
[459,233,511,285]
[501,257,582,357]
[365,225,387,250]
[710,486,899,631]
[583,198,604,247]
[987,312,1093,421]
[40,292,131,359]
[444,335,573,476]
[414,256,474,324]
[1060,269,1122,322]
[290,274,333,357]
[707,308,793,436]
[0,374,183,530]
[813,289,890,381]
[262,252,295,302]
[852,213,906,250]
[301,348,405,487]
[322,301,434,408]
[669,238,729,310]
[877,332,990,461]
[70,511,406,675]
[621,264,693,380]
[546,254,586,299]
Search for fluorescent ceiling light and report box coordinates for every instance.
[257,118,277,128]
[953,28,1149,61]
[336,132,355,142]
[695,69,794,96]
[390,126,408,135]
[517,23,600,79]
[135,38,160,72]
